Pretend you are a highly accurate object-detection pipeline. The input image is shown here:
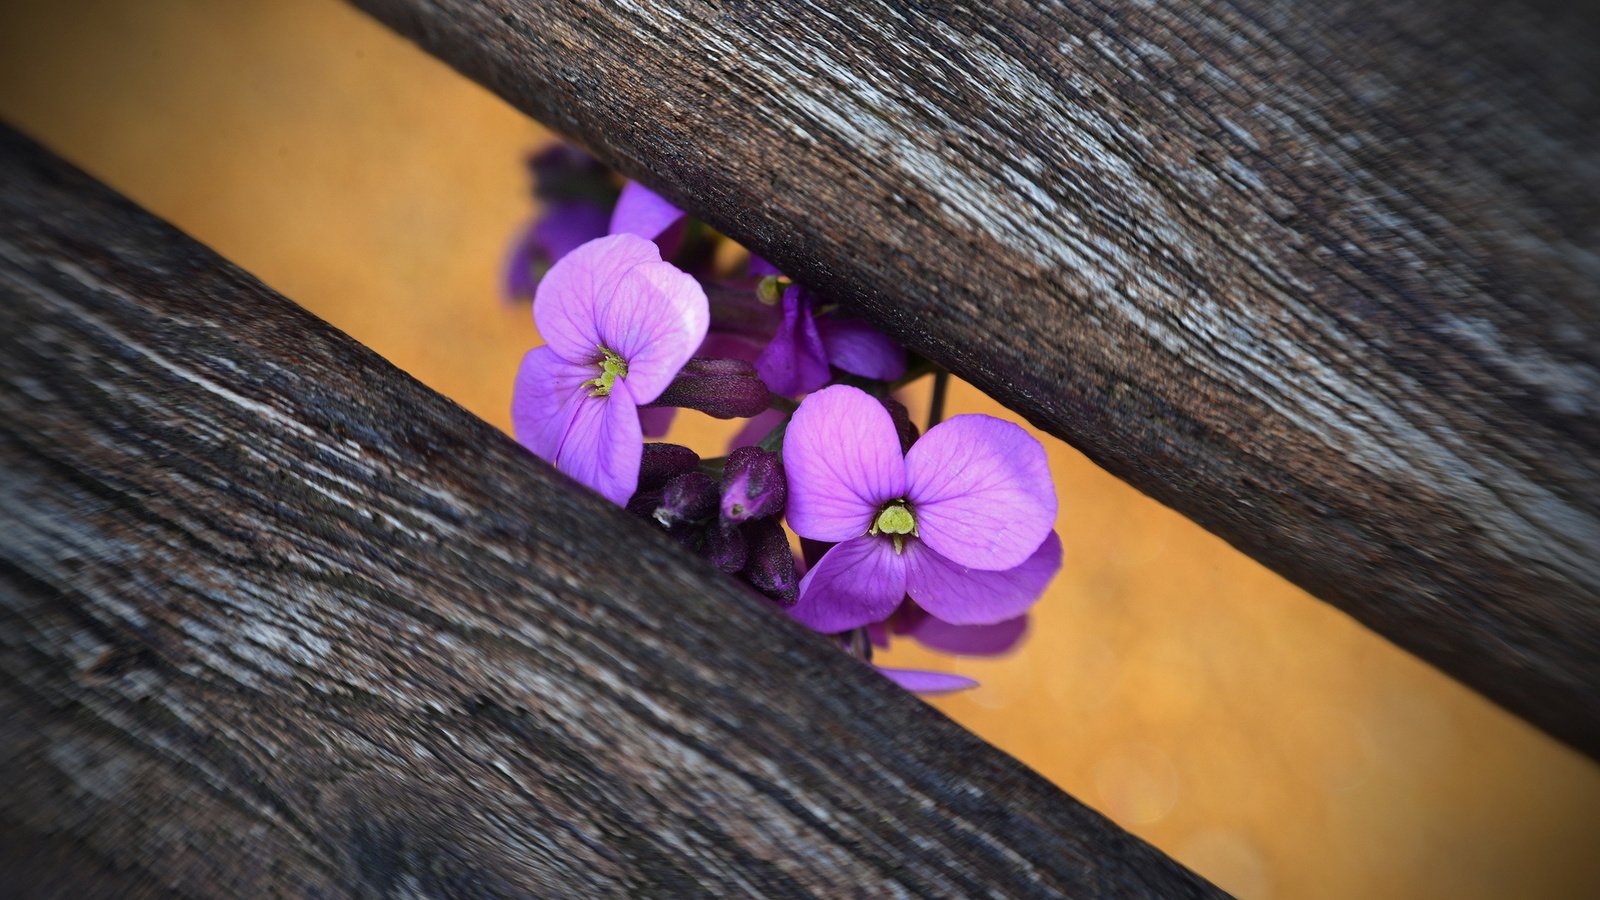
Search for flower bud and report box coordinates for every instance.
[638,442,700,493]
[646,357,773,420]
[880,394,920,454]
[654,471,717,527]
[742,519,799,606]
[702,520,749,574]
[719,446,786,523]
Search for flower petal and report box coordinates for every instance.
[906,611,1030,657]
[789,536,906,632]
[727,406,785,451]
[817,316,906,381]
[609,181,686,242]
[511,347,644,505]
[746,254,782,278]
[877,667,978,694]
[755,286,830,396]
[905,414,1056,570]
[903,531,1062,625]
[596,261,709,404]
[534,233,662,364]
[534,199,612,264]
[511,346,593,460]
[500,217,543,302]
[783,385,908,542]
[638,406,676,438]
[556,387,645,506]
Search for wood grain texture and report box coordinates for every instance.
[0,126,1219,896]
[348,0,1600,756]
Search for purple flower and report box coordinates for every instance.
[501,145,617,303]
[756,284,905,396]
[783,385,1060,632]
[512,234,708,504]
[609,181,687,256]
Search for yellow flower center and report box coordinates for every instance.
[585,347,629,397]
[870,501,917,554]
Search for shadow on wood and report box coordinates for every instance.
[0,125,1218,896]
[349,0,1600,757]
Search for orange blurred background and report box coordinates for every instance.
[2,1,1596,896]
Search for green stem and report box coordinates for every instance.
[927,369,949,430]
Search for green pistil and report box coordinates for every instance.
[870,501,918,554]
[585,347,629,397]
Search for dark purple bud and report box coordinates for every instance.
[881,395,920,454]
[743,519,800,606]
[654,471,717,527]
[720,446,786,523]
[646,357,773,420]
[625,488,662,521]
[638,442,700,493]
[702,520,749,574]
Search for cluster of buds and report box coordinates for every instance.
[626,444,799,605]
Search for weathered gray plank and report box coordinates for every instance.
[0,125,1218,896]
[348,0,1600,757]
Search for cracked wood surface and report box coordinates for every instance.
[350,0,1600,757]
[0,126,1220,896]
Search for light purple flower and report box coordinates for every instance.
[756,285,905,396]
[783,385,1059,632]
[512,234,708,504]
[609,181,687,255]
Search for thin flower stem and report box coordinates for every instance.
[927,369,950,430]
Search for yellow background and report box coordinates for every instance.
[2,1,1595,896]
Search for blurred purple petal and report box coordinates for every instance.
[533,234,661,365]
[783,385,908,542]
[905,414,1055,570]
[728,407,785,451]
[817,316,906,381]
[866,620,891,649]
[903,531,1062,625]
[534,200,611,262]
[639,406,676,438]
[877,667,978,694]
[595,260,709,403]
[755,285,830,396]
[746,255,782,278]
[790,536,906,632]
[699,331,765,364]
[500,217,542,302]
[609,181,686,242]
[906,612,1031,657]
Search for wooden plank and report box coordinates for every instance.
[0,125,1218,896]
[349,0,1600,756]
